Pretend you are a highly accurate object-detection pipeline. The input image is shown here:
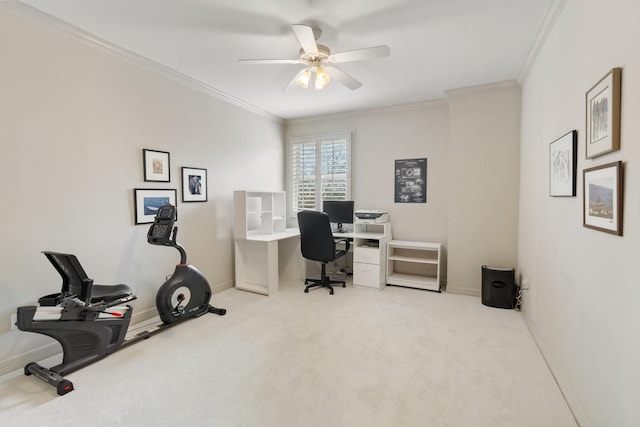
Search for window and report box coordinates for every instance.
[289,133,352,218]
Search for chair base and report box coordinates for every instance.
[304,278,346,295]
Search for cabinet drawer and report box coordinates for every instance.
[354,262,381,288]
[354,246,380,264]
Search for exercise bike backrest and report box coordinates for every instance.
[147,204,187,264]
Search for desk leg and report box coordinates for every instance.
[234,239,279,296]
[265,240,278,295]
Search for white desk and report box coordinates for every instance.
[234,228,301,295]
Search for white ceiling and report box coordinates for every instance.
[20,0,552,120]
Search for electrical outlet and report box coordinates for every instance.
[10,314,17,331]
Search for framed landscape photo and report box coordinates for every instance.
[181,167,208,202]
[585,67,621,159]
[583,161,623,236]
[143,149,171,182]
[134,188,177,224]
[549,130,577,197]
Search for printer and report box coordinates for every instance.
[354,209,389,224]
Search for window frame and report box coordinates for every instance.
[287,132,352,220]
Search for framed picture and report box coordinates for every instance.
[585,68,621,159]
[583,161,623,236]
[181,167,208,202]
[549,130,577,197]
[143,149,171,182]
[394,158,427,203]
[134,188,177,224]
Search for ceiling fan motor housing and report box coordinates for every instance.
[299,44,331,62]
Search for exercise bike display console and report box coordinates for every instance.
[15,204,226,395]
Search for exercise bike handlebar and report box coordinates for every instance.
[171,226,188,265]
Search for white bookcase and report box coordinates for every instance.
[352,222,392,290]
[234,191,286,238]
[233,191,299,295]
[386,240,441,292]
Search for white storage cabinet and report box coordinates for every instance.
[386,240,441,292]
[352,222,392,290]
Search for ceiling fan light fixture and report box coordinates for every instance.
[314,67,331,90]
[295,68,312,89]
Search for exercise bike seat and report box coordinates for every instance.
[41,251,134,305]
[89,284,134,303]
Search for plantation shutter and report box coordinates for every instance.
[291,140,317,212]
[320,137,349,201]
[289,133,351,217]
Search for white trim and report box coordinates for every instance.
[0,342,60,378]
[288,132,352,220]
[2,1,282,123]
[518,0,568,82]
[287,99,447,125]
[444,80,520,99]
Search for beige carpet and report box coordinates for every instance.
[0,279,577,426]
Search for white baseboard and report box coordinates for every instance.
[0,342,61,378]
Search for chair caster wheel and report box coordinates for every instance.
[342,284,346,288]
[304,288,309,293]
[330,290,334,295]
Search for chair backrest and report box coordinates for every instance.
[43,251,93,302]
[297,210,337,263]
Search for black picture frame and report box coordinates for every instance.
[143,149,171,182]
[134,188,177,224]
[181,167,208,202]
[394,158,427,203]
[549,130,578,197]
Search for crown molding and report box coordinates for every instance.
[444,80,520,99]
[518,0,568,82]
[287,98,448,124]
[2,1,283,123]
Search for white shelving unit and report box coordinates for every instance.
[352,222,392,290]
[233,191,299,295]
[234,191,286,238]
[386,240,441,292]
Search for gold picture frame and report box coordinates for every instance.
[585,68,621,159]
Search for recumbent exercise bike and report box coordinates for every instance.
[16,204,226,395]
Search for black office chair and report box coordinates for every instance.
[297,210,351,295]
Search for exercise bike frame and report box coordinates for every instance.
[16,205,225,395]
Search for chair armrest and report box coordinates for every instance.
[335,238,351,253]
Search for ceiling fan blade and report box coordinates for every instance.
[326,66,362,90]
[283,69,306,91]
[329,45,390,63]
[238,59,302,64]
[291,24,318,55]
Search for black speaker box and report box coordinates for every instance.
[481,265,516,309]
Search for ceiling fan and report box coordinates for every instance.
[239,24,390,91]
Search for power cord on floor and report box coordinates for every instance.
[513,285,523,311]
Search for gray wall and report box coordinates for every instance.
[0,5,284,372]
[518,0,640,425]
